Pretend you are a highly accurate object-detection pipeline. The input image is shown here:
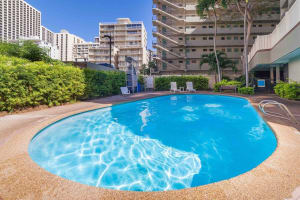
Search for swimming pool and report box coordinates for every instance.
[29,95,277,192]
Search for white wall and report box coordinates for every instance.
[289,56,300,82]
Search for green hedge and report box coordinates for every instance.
[274,82,300,100]
[82,69,126,99]
[0,56,126,111]
[238,87,255,95]
[154,76,209,91]
[214,80,242,92]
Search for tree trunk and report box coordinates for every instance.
[243,4,248,87]
[213,10,221,82]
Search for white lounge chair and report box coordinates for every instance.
[170,82,180,93]
[186,82,196,92]
[120,87,130,95]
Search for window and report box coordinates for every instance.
[203,49,207,52]
[227,48,232,52]
[203,37,207,40]
[240,24,244,28]
[209,49,213,52]
[179,49,183,52]
[234,36,238,40]
[191,37,196,40]
[162,63,167,69]
[234,48,239,52]
[186,49,190,53]
[253,24,256,27]
[221,37,225,40]
[271,24,275,27]
[227,24,231,28]
[222,48,226,52]
[179,37,183,40]
[209,25,213,28]
[258,24,263,27]
[221,25,225,28]
[186,60,190,65]
[209,37,213,40]
[179,60,183,63]
[168,61,173,63]
[202,26,207,28]
[240,37,244,40]
[226,36,232,40]
[192,49,196,52]
[192,60,197,64]
[191,26,196,28]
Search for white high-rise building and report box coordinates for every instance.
[41,26,55,45]
[55,30,85,62]
[0,0,41,41]
[99,18,148,71]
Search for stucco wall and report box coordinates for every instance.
[289,56,300,82]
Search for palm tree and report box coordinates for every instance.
[197,0,228,83]
[200,51,237,82]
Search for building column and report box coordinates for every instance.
[276,66,280,83]
[270,67,274,84]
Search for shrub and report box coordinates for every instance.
[154,76,209,91]
[274,82,300,100]
[214,80,242,92]
[0,55,126,111]
[82,69,126,99]
[0,58,85,111]
[238,87,255,95]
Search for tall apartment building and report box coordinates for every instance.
[55,30,85,62]
[0,0,41,41]
[99,18,148,71]
[248,0,300,83]
[152,0,280,77]
[41,26,55,45]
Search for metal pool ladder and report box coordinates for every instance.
[258,100,299,124]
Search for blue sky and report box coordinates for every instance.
[26,0,153,49]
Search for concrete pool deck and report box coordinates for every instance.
[0,92,299,200]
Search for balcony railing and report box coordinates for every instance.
[248,0,300,62]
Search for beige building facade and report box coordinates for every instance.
[99,18,148,71]
[152,0,280,77]
[248,0,300,83]
[55,30,85,62]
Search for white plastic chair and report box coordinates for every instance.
[186,82,196,92]
[170,82,179,93]
[120,87,130,95]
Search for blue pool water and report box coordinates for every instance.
[29,95,277,191]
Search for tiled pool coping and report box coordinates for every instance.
[0,92,299,200]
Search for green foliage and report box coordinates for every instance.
[138,75,145,85]
[274,82,300,100]
[154,76,209,91]
[0,41,52,62]
[238,87,255,95]
[214,80,242,92]
[197,0,228,18]
[82,69,126,99]
[200,51,237,78]
[0,55,126,112]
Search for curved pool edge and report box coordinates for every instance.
[0,91,299,200]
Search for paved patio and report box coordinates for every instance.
[0,92,299,200]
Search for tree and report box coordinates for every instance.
[225,0,279,86]
[139,61,157,75]
[200,51,237,82]
[197,0,228,83]
[20,41,50,62]
[0,41,52,62]
[0,42,21,57]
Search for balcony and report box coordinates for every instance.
[248,0,300,71]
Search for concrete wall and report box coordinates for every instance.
[289,56,300,82]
